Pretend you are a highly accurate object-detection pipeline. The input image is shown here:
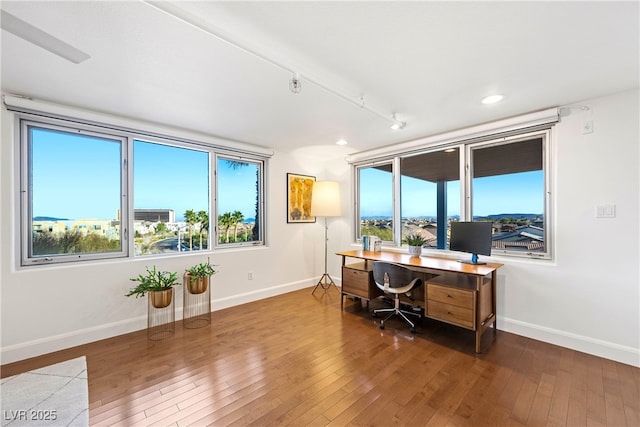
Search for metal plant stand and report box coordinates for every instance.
[183,274,211,329]
[147,288,175,340]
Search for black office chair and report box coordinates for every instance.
[372,261,423,332]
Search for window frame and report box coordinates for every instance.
[353,127,553,260]
[131,136,213,257]
[464,130,551,259]
[19,118,130,266]
[354,158,396,244]
[15,112,269,267]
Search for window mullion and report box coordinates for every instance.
[393,157,402,246]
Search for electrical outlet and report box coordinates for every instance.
[247,272,253,280]
[582,120,594,134]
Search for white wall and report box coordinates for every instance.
[2,89,638,367]
[496,89,639,366]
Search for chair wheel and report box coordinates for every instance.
[372,312,377,318]
[410,327,416,333]
[380,322,385,330]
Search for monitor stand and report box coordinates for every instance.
[458,253,487,265]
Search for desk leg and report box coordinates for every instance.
[492,270,497,334]
[475,275,482,353]
[340,255,345,310]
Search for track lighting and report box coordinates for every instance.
[144,2,407,127]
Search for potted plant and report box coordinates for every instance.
[404,233,427,257]
[184,258,216,294]
[126,266,180,308]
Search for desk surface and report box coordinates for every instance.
[336,249,503,276]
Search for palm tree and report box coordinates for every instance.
[197,210,208,249]
[231,210,244,242]
[218,212,233,243]
[184,209,197,250]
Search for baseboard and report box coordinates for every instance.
[500,316,640,367]
[211,278,312,311]
[1,316,146,365]
[1,279,313,365]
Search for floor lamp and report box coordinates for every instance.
[310,181,341,294]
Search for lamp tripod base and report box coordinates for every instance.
[312,273,339,294]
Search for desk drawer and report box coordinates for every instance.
[428,283,474,309]
[428,300,474,329]
[342,267,373,298]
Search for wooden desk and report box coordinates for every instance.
[336,250,503,353]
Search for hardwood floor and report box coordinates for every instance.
[2,287,639,426]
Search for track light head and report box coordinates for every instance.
[289,73,302,94]
[390,113,406,130]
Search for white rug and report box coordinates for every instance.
[1,356,88,427]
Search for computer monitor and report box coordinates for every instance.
[450,221,493,265]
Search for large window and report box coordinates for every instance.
[354,129,551,259]
[18,115,268,266]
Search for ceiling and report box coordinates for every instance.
[1,1,638,155]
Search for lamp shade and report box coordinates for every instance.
[310,181,341,217]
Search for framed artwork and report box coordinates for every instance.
[287,173,316,223]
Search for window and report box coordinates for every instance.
[357,162,394,242]
[400,148,460,249]
[21,121,127,265]
[216,156,264,246]
[469,135,547,255]
[17,113,269,267]
[133,139,210,255]
[353,128,551,259]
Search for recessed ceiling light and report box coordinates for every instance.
[481,94,504,104]
[336,139,348,145]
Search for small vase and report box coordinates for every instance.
[408,246,422,258]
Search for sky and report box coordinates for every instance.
[32,127,542,223]
[360,166,543,218]
[31,129,256,222]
